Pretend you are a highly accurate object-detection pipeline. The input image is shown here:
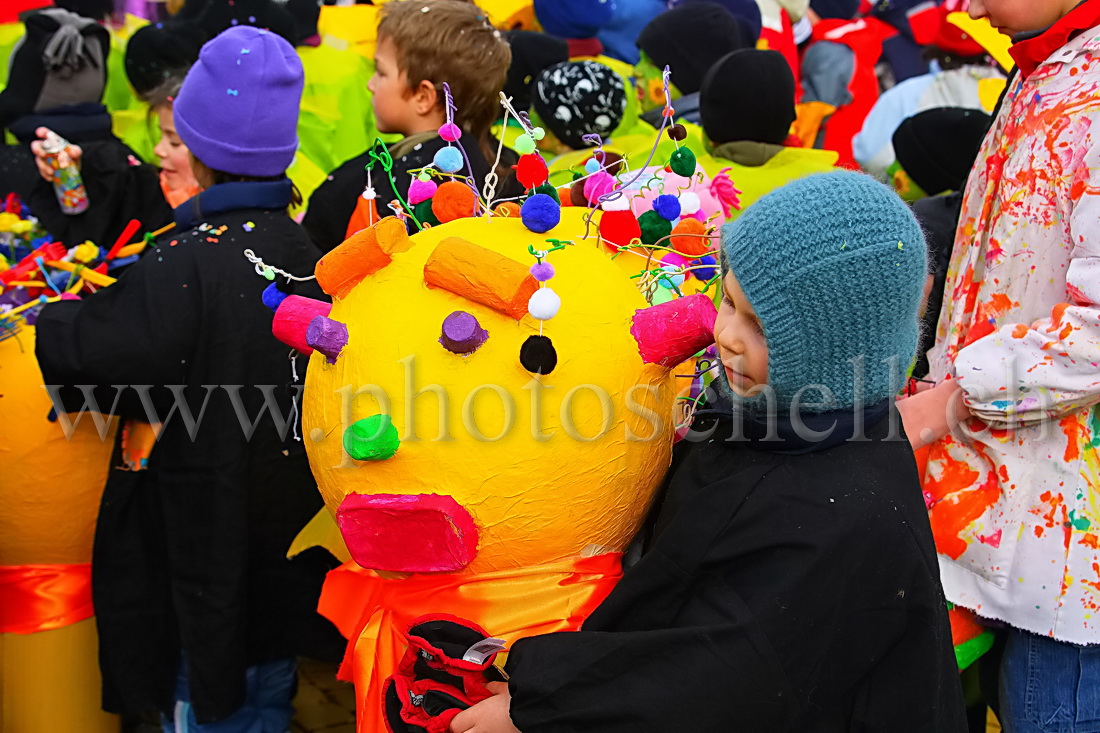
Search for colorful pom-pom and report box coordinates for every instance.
[533,182,560,204]
[600,193,630,212]
[434,146,464,174]
[678,191,701,215]
[693,254,718,281]
[669,147,697,177]
[530,262,555,281]
[667,124,687,141]
[670,217,712,256]
[661,251,691,270]
[414,198,441,227]
[515,153,549,189]
[514,134,537,155]
[657,265,685,289]
[408,177,438,206]
[653,194,681,221]
[520,334,557,374]
[584,158,602,175]
[495,201,522,217]
[599,209,641,251]
[583,171,616,205]
[531,127,545,141]
[638,210,673,246]
[432,181,478,223]
[262,282,288,311]
[417,171,432,182]
[439,122,462,142]
[528,287,561,320]
[520,193,561,233]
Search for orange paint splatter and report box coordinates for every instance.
[1062,416,1082,462]
[1081,533,1100,550]
[928,459,1000,560]
[1012,324,1030,339]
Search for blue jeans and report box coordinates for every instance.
[1000,628,1100,732]
[162,658,297,733]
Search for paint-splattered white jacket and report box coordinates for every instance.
[925,25,1100,644]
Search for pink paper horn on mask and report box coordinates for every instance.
[630,293,718,368]
[272,295,332,355]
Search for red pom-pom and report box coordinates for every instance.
[599,209,641,251]
[432,181,478,223]
[670,218,713,256]
[514,153,549,189]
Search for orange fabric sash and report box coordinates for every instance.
[0,564,93,634]
[318,553,623,733]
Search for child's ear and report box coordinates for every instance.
[411,80,439,117]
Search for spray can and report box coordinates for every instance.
[40,131,89,215]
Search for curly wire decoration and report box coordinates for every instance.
[243,249,316,282]
[440,82,480,206]
[582,66,676,239]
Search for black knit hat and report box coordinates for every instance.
[809,0,859,19]
[195,0,298,45]
[53,0,115,21]
[0,7,109,130]
[285,0,322,44]
[124,19,207,99]
[892,107,991,195]
[532,60,627,150]
[636,3,754,95]
[504,30,568,113]
[700,49,795,145]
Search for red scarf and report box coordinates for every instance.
[1010,1,1100,78]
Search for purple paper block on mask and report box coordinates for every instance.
[306,315,349,364]
[439,311,489,355]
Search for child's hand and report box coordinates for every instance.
[450,682,521,733]
[29,127,82,183]
[896,378,973,449]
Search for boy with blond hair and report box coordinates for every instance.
[303,0,516,252]
[899,1,1100,729]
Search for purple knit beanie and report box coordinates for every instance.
[174,26,303,177]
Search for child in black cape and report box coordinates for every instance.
[34,26,339,730]
[451,171,967,733]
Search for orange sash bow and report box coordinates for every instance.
[319,553,623,733]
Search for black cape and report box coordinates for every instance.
[302,132,519,254]
[34,181,340,723]
[505,405,967,732]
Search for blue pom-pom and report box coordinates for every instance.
[521,194,561,234]
[433,146,464,174]
[653,194,681,221]
[262,281,289,311]
[584,158,601,175]
[693,254,718,281]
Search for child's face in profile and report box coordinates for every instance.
[154,104,199,193]
[714,271,769,397]
[969,0,1075,36]
[369,35,414,135]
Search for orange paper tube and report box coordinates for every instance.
[423,237,538,320]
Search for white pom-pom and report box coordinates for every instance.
[600,194,630,212]
[528,287,561,320]
[678,191,701,215]
[361,186,377,200]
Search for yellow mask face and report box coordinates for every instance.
[299,210,680,574]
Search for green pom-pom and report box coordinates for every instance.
[572,170,584,181]
[638,210,673,246]
[262,267,276,281]
[343,414,400,461]
[669,147,697,177]
[531,127,546,141]
[515,134,537,155]
[533,182,560,204]
[413,198,441,227]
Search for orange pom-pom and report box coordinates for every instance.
[495,201,522,217]
[432,181,478,223]
[599,209,641,251]
[670,218,713,256]
[515,153,549,189]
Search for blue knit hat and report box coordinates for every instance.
[174,26,303,177]
[534,0,615,39]
[720,171,927,412]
